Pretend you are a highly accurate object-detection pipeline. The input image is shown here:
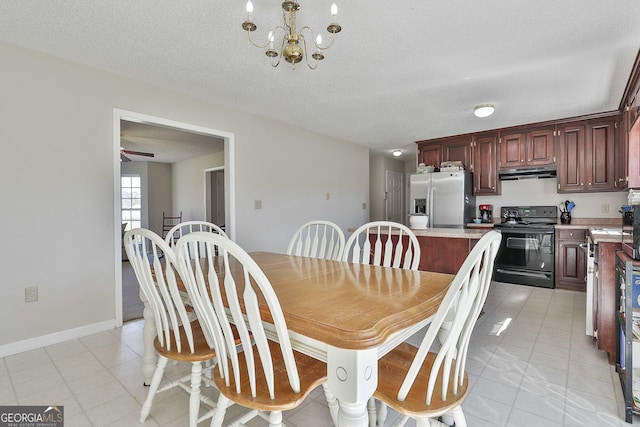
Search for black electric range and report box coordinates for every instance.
[493,206,558,288]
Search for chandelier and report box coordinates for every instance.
[241,1,342,70]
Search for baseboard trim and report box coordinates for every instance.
[0,319,117,358]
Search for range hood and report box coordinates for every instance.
[499,166,557,180]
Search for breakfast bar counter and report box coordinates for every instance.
[411,227,490,274]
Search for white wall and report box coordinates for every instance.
[477,178,628,219]
[0,41,369,351]
[148,163,172,236]
[172,152,224,223]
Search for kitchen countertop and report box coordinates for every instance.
[552,218,623,244]
[409,227,489,239]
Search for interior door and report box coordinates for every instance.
[385,170,403,222]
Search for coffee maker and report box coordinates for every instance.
[479,204,493,223]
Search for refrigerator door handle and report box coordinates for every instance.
[428,185,434,228]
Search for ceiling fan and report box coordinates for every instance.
[120,147,155,162]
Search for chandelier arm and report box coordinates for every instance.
[246,25,288,49]
[300,36,315,70]
[270,35,287,68]
[299,26,337,50]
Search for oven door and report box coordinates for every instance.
[494,227,555,288]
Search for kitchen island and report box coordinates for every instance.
[410,227,490,274]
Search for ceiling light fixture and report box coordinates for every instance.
[242,1,342,70]
[474,104,495,118]
[392,149,402,157]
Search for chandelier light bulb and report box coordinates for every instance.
[268,30,274,48]
[316,34,323,47]
[331,3,338,17]
[245,0,253,13]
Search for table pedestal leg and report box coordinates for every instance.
[140,291,157,386]
[327,346,377,427]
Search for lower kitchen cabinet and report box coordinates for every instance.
[595,241,621,364]
[555,228,587,291]
[416,236,478,274]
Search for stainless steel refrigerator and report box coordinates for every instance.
[409,171,476,228]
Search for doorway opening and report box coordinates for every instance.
[205,167,225,229]
[113,109,236,326]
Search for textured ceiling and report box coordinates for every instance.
[1,1,640,160]
[120,120,224,163]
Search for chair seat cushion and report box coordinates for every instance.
[154,319,218,362]
[374,342,468,418]
[213,339,327,412]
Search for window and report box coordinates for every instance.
[122,175,141,231]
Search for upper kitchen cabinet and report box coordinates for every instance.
[586,116,618,192]
[618,107,630,190]
[557,115,619,193]
[621,51,640,189]
[499,125,556,169]
[417,142,442,170]
[557,121,586,192]
[417,134,500,195]
[628,116,640,188]
[442,135,474,170]
[416,135,473,170]
[473,132,501,195]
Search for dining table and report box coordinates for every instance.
[140,252,453,427]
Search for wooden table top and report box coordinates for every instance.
[243,252,453,350]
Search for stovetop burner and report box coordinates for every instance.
[496,205,558,228]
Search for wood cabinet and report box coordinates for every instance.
[627,112,640,188]
[417,133,500,196]
[473,132,500,195]
[417,135,473,171]
[557,115,619,193]
[417,143,442,170]
[499,125,555,168]
[416,236,478,274]
[586,117,617,192]
[557,121,586,192]
[594,240,620,365]
[442,136,473,170]
[619,51,640,189]
[618,107,630,190]
[555,228,586,291]
[415,112,619,196]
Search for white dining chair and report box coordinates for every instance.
[343,221,421,270]
[165,220,228,259]
[123,228,218,427]
[286,220,345,422]
[287,220,345,261]
[343,221,421,424]
[371,231,502,427]
[174,232,328,427]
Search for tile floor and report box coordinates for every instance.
[0,282,636,426]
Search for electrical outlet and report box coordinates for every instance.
[326,192,330,200]
[25,286,38,303]
[601,203,610,213]
[362,202,367,210]
[254,200,262,210]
